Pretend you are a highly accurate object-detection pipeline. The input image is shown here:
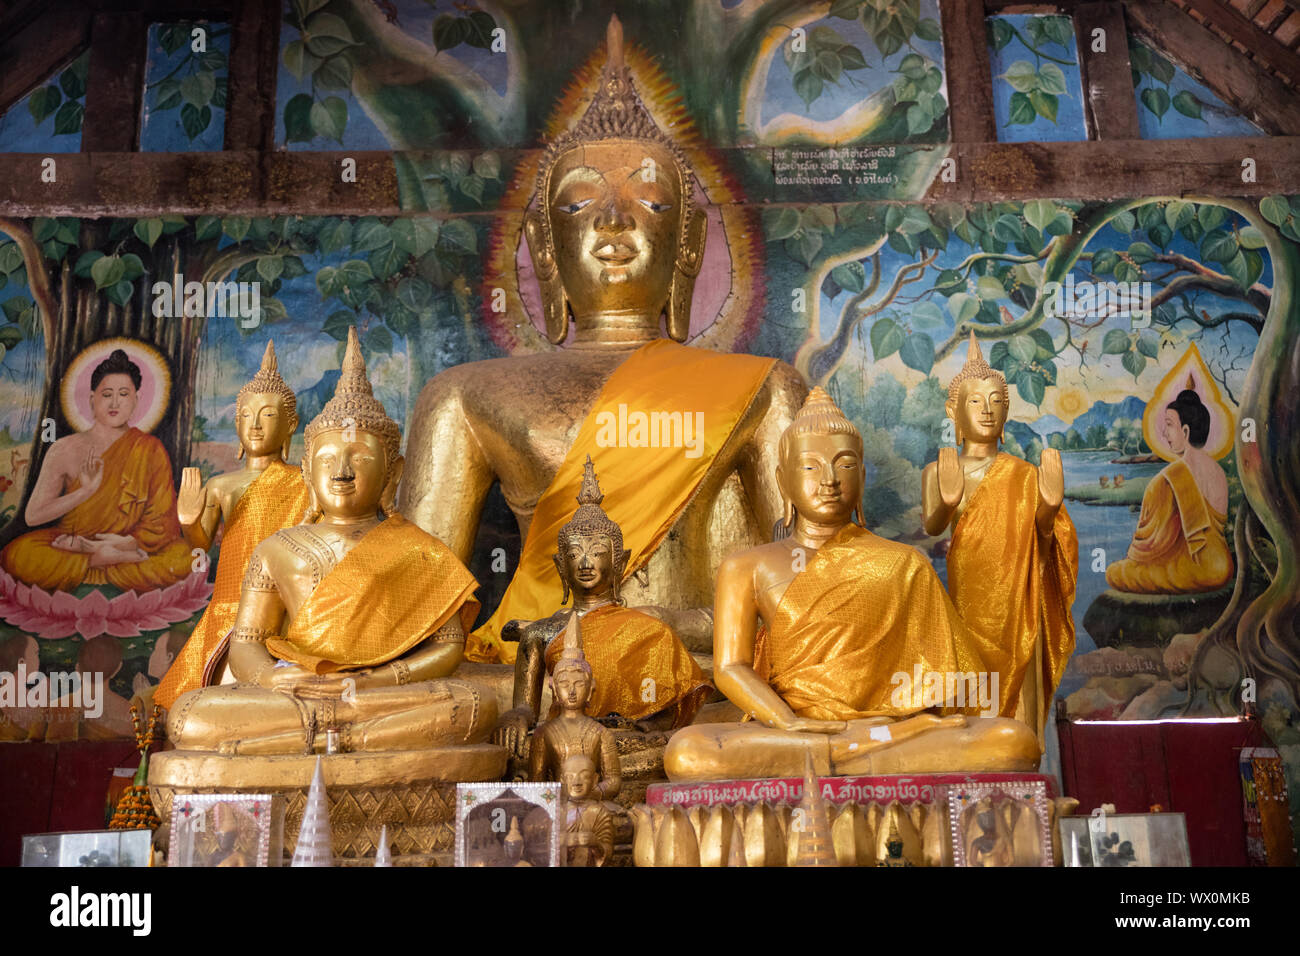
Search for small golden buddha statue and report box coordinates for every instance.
[211,803,248,867]
[664,388,1039,782]
[561,753,615,867]
[527,615,621,799]
[165,328,495,754]
[499,456,708,748]
[1106,388,1232,594]
[503,816,532,867]
[156,341,312,710]
[400,15,807,664]
[921,332,1078,740]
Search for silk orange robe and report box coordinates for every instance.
[1,428,193,593]
[154,460,311,709]
[754,524,986,721]
[469,340,776,664]
[543,604,709,726]
[1105,458,1232,594]
[265,515,480,673]
[947,453,1078,728]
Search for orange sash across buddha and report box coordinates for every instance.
[1105,458,1232,594]
[543,604,709,726]
[154,460,311,709]
[266,514,479,673]
[0,427,192,592]
[469,339,776,664]
[755,524,985,721]
[947,453,1078,727]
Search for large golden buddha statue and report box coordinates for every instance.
[166,329,495,754]
[1106,388,1232,594]
[664,389,1039,782]
[502,456,708,744]
[920,333,1078,739]
[400,16,806,663]
[155,341,311,710]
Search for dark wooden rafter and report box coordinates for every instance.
[940,0,999,142]
[79,12,147,151]
[0,3,93,117]
[224,0,280,151]
[1128,2,1300,133]
[1169,0,1300,84]
[1073,2,1142,139]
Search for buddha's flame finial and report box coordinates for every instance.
[506,815,524,846]
[947,329,1008,403]
[304,326,401,464]
[338,326,374,398]
[559,612,585,664]
[577,455,605,507]
[607,14,624,72]
[238,339,297,416]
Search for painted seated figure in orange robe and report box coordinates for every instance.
[1,348,192,593]
[1106,389,1233,594]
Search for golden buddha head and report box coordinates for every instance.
[503,815,526,862]
[561,753,599,802]
[554,456,629,605]
[1162,389,1210,455]
[776,387,864,529]
[302,327,403,522]
[236,340,298,461]
[89,349,141,429]
[551,614,595,711]
[946,332,1009,447]
[525,15,705,344]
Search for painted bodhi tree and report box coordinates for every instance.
[781,194,1300,710]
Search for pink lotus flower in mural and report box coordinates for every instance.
[0,568,211,640]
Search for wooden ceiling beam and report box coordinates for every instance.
[1172,0,1300,82]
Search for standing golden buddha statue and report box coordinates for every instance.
[165,329,495,755]
[501,456,708,748]
[155,341,311,710]
[399,15,806,664]
[921,332,1078,741]
[664,388,1039,782]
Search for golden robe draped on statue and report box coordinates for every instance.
[947,454,1078,727]
[754,524,985,721]
[470,339,776,664]
[154,461,311,709]
[1,428,193,592]
[1106,458,1232,594]
[265,515,479,673]
[543,604,709,726]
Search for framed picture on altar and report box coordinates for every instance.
[1058,813,1191,867]
[167,794,283,867]
[455,782,562,867]
[21,829,153,867]
[946,781,1052,867]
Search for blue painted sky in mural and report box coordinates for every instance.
[139,22,230,153]
[0,51,89,153]
[987,14,1086,143]
[1129,39,1262,140]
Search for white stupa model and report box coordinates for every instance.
[374,825,393,867]
[291,757,333,867]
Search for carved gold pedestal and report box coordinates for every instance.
[149,745,506,863]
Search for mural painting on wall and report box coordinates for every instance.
[0,0,1296,842]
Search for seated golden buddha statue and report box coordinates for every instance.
[664,389,1038,782]
[166,329,495,755]
[1106,389,1232,594]
[155,341,312,710]
[501,456,708,746]
[527,615,622,800]
[400,16,806,664]
[2,348,193,592]
[920,332,1077,741]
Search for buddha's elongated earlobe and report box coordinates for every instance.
[526,209,569,344]
[666,206,706,343]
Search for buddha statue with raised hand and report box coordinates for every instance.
[400,15,805,665]
[921,332,1078,741]
[156,341,312,710]
[166,328,495,754]
[500,456,708,751]
[664,388,1039,782]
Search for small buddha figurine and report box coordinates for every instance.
[561,753,615,867]
[875,818,913,868]
[962,800,1014,867]
[502,817,532,867]
[400,15,807,665]
[921,332,1078,741]
[211,803,248,868]
[155,341,312,710]
[165,329,495,754]
[664,388,1039,782]
[1106,388,1232,594]
[499,457,708,750]
[528,615,621,799]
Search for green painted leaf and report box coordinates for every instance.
[793,69,824,108]
[1102,328,1131,354]
[257,256,284,283]
[1148,52,1175,84]
[1023,200,1057,232]
[28,86,61,124]
[911,301,946,330]
[1009,334,1038,364]
[1127,241,1156,264]
[223,216,251,242]
[315,56,353,92]
[1014,369,1045,406]
[899,332,935,374]
[947,292,979,324]
[134,218,164,249]
[1036,63,1068,96]
[1137,332,1160,359]
[397,277,432,311]
[1002,60,1039,93]
[1171,90,1202,120]
[763,207,801,241]
[284,93,314,142]
[831,261,866,293]
[1140,87,1170,120]
[1259,195,1289,227]
[53,100,83,135]
[304,12,356,57]
[74,250,104,278]
[322,310,352,341]
[989,18,1013,51]
[195,215,221,241]
[91,254,124,289]
[1121,348,1146,379]
[180,103,211,140]
[976,275,1005,300]
[106,280,133,307]
[310,96,347,143]
[993,213,1024,244]
[317,219,351,254]
[1007,91,1035,126]
[916,17,941,42]
[1165,200,1194,232]
[119,253,144,281]
[364,325,394,356]
[1201,232,1238,264]
[368,243,406,280]
[180,72,215,108]
[870,316,904,359]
